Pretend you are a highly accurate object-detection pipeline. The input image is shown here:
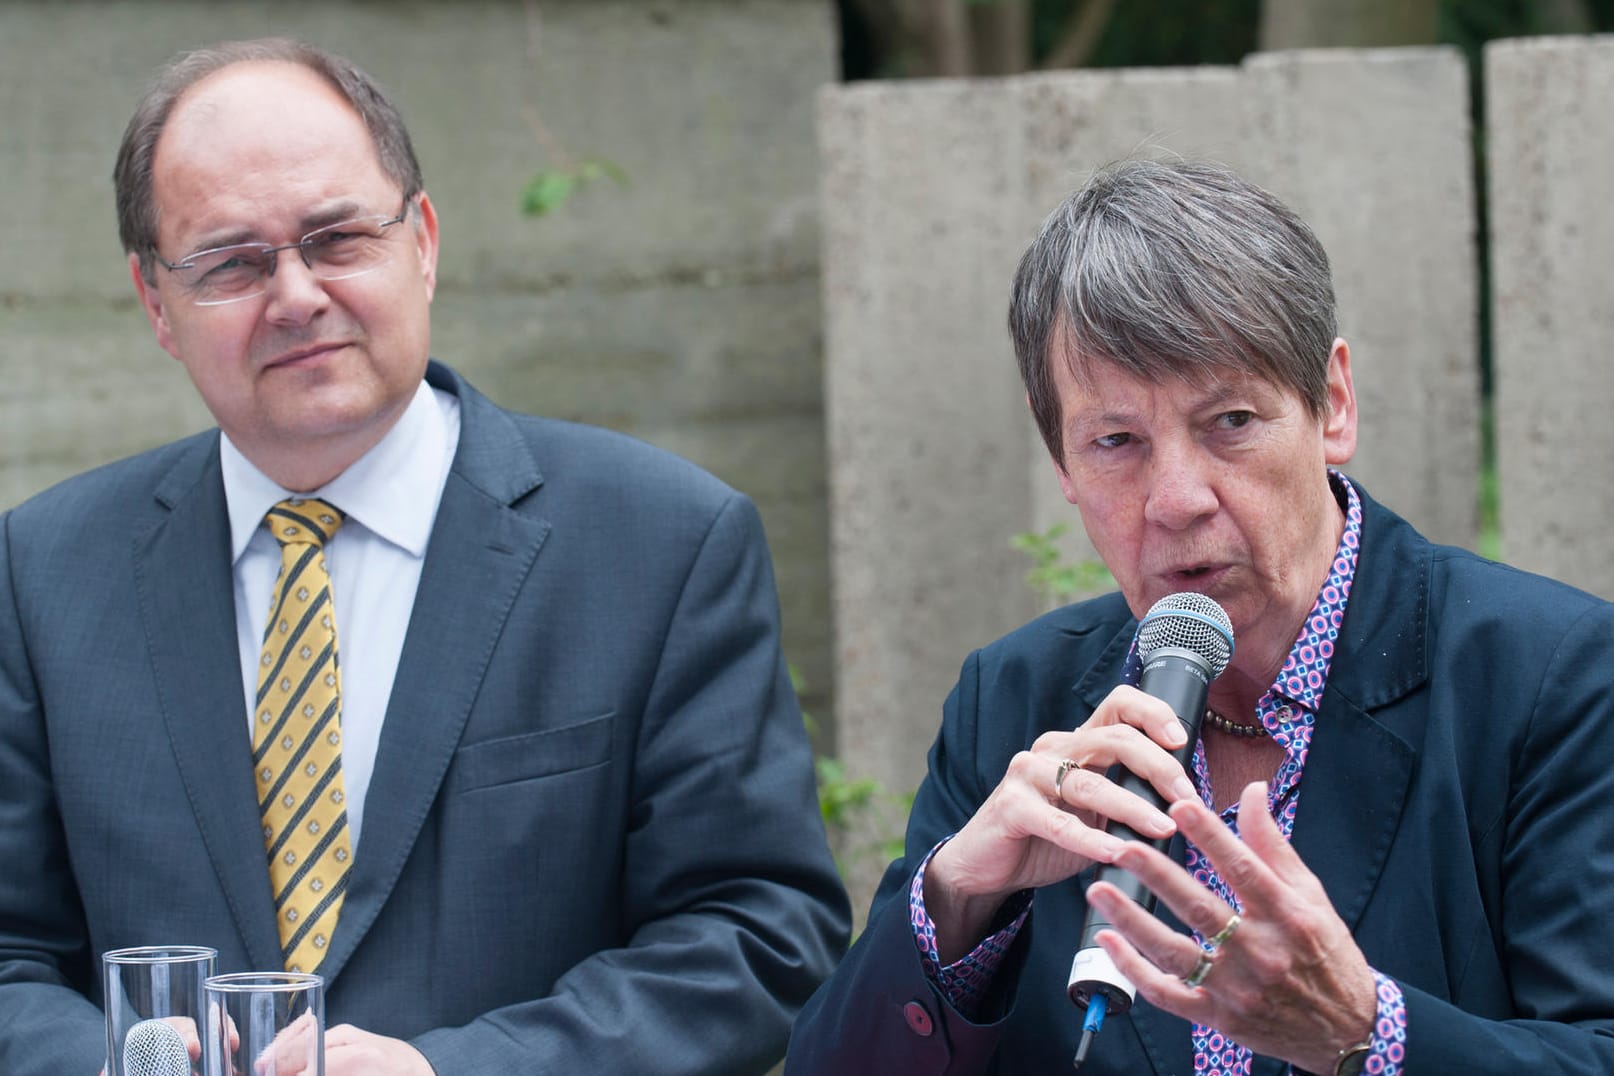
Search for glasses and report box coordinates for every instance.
[157,200,412,306]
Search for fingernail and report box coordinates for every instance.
[1163,722,1187,747]
[1171,776,1197,802]
[1148,810,1176,837]
[1094,832,1126,860]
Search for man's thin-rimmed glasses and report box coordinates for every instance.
[156,199,412,306]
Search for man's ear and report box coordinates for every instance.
[129,253,182,361]
[411,191,440,302]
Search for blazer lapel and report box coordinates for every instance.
[316,366,550,985]
[1290,693,1417,931]
[1292,483,1430,932]
[132,436,285,972]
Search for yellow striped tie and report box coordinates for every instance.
[253,498,352,973]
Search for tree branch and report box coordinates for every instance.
[1040,0,1118,71]
[970,0,1031,76]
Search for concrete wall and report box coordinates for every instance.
[0,0,840,721]
[821,47,1481,797]
[1487,35,1614,600]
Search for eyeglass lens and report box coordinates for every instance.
[172,213,405,305]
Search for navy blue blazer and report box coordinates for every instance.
[0,362,849,1074]
[787,487,1614,1073]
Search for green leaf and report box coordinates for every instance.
[577,157,629,186]
[1010,524,1113,602]
[521,170,576,217]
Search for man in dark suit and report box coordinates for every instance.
[0,38,847,1075]
[786,159,1614,1074]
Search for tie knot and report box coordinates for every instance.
[266,498,345,548]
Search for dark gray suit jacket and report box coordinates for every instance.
[0,362,848,1074]
[786,487,1614,1073]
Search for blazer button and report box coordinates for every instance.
[903,1000,934,1037]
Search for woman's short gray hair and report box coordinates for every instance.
[114,37,424,279]
[1008,158,1336,463]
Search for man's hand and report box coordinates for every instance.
[1086,780,1377,1074]
[923,684,1198,962]
[322,1025,434,1076]
[231,1015,432,1076]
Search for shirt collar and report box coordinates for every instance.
[221,379,451,563]
[1267,469,1362,714]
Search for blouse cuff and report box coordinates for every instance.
[907,837,1033,1019]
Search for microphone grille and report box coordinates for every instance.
[123,1018,190,1076]
[1137,592,1234,676]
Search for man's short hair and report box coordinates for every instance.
[114,37,425,279]
[1008,158,1337,464]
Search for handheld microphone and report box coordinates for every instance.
[122,1018,190,1076]
[1067,592,1233,1068]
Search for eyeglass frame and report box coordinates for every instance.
[154,196,415,306]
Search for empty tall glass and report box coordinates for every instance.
[205,972,323,1076]
[102,945,216,1076]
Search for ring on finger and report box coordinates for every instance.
[1053,757,1079,799]
[1205,912,1240,950]
[1182,951,1214,988]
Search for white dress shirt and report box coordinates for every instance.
[222,379,461,849]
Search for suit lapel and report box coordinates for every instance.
[1289,693,1417,931]
[1290,485,1429,932]
[132,436,285,972]
[316,366,550,985]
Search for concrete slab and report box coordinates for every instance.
[1487,35,1614,599]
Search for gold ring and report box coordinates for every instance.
[1205,912,1241,950]
[1053,757,1079,799]
[1182,951,1214,988]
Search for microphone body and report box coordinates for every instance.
[1067,646,1213,1013]
[1067,593,1233,1026]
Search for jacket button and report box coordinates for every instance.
[903,1000,934,1037]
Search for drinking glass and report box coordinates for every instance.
[205,972,323,1076]
[102,945,216,1076]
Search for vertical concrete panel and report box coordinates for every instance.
[1246,48,1479,548]
[819,80,1035,793]
[1488,36,1614,599]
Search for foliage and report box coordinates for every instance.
[795,667,911,880]
[1068,0,1258,69]
[840,0,1259,80]
[1010,523,1114,604]
[1478,400,1502,561]
[814,757,911,872]
[842,1,1614,82]
[519,159,628,219]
